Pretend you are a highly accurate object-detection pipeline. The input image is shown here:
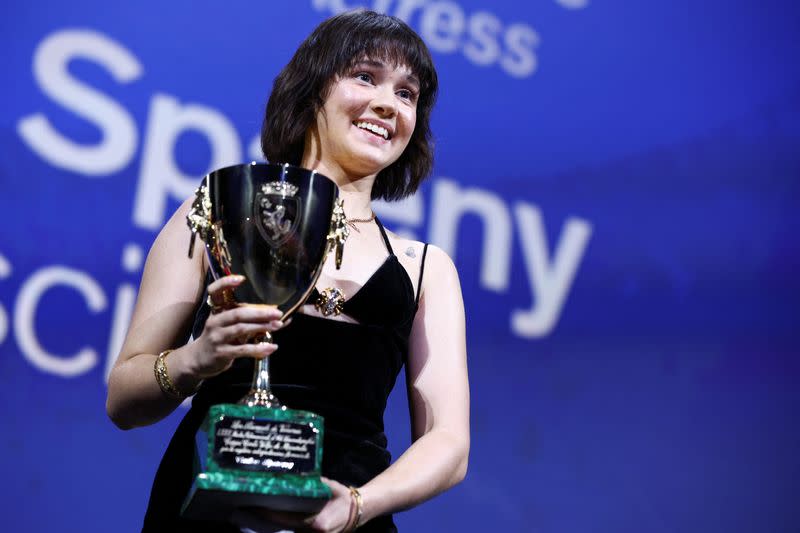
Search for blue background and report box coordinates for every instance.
[1,1,798,532]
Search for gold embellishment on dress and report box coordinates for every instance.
[315,287,346,317]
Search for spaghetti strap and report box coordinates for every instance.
[374,217,395,255]
[415,243,429,307]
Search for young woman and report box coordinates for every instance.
[107,11,469,533]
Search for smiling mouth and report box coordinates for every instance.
[354,121,390,140]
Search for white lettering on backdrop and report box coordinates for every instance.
[14,266,107,377]
[17,29,142,175]
[311,0,587,78]
[0,255,10,346]
[6,25,594,382]
[135,94,242,229]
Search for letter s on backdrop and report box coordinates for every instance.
[17,29,142,176]
[464,11,502,66]
[501,23,540,78]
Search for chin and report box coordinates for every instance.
[345,162,389,179]
[348,151,399,177]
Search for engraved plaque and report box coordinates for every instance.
[213,416,318,474]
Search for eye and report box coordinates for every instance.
[355,72,373,84]
[397,88,417,102]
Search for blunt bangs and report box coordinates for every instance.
[322,16,436,104]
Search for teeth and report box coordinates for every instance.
[356,121,389,140]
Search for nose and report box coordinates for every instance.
[370,84,397,118]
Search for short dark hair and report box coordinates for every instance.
[261,10,438,201]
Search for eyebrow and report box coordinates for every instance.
[354,59,420,89]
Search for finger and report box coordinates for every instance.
[209,306,283,327]
[207,275,245,309]
[320,476,348,493]
[218,341,278,359]
[211,322,280,344]
[207,274,245,294]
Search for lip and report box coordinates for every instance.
[352,118,394,140]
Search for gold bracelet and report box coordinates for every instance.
[154,349,194,399]
[348,485,363,530]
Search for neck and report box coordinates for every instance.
[301,135,375,220]
[338,188,373,220]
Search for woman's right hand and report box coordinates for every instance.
[183,275,284,380]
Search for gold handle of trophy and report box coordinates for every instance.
[187,179,213,259]
[327,198,349,270]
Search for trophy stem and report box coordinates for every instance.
[239,332,282,408]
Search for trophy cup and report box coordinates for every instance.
[180,162,348,521]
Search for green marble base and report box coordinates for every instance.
[181,403,331,521]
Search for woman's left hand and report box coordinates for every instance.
[232,477,355,533]
[303,478,355,532]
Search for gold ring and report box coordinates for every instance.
[206,294,223,314]
[222,288,235,305]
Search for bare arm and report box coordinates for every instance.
[106,198,282,430]
[357,244,470,522]
[246,245,470,533]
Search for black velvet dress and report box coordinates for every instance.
[142,219,428,533]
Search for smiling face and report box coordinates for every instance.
[303,59,420,184]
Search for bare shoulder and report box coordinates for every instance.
[152,196,202,256]
[141,195,205,291]
[383,229,459,303]
[383,228,425,261]
[171,196,197,229]
[384,229,456,271]
[422,244,456,272]
[420,245,460,295]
